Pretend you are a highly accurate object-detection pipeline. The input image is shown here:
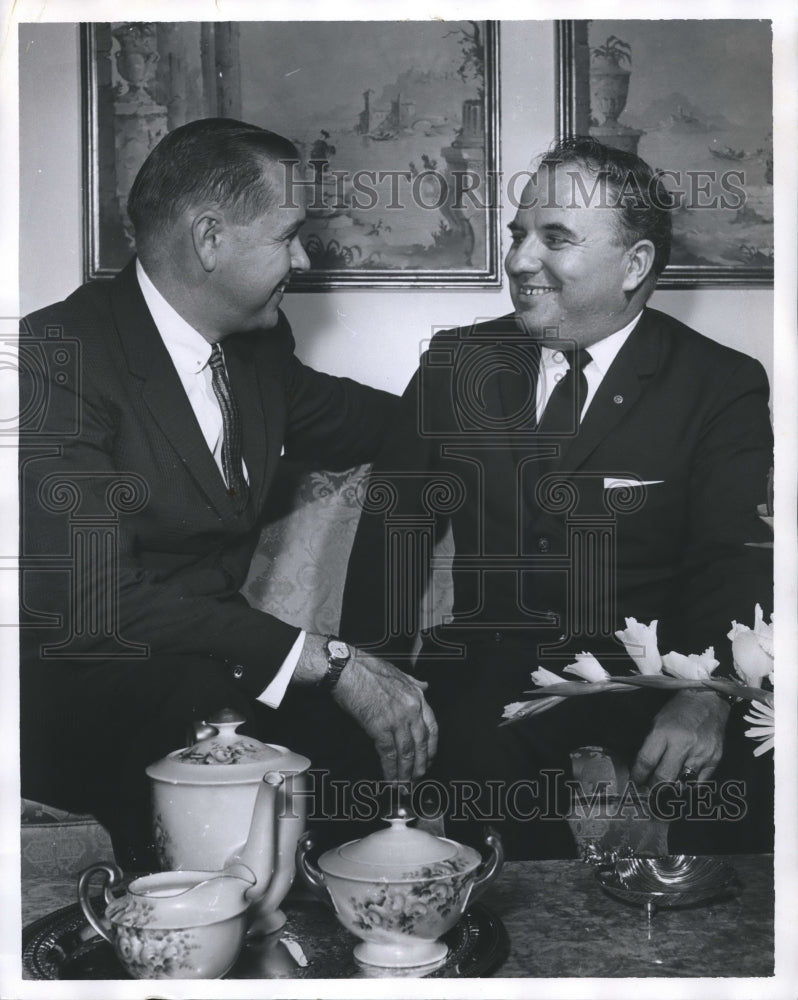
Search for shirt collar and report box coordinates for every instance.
[136,258,213,375]
[540,311,643,376]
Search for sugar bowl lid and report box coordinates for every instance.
[318,808,481,882]
[146,708,310,785]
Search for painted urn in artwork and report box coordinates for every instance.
[146,708,310,934]
[589,35,633,127]
[297,809,503,969]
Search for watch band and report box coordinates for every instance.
[317,636,351,693]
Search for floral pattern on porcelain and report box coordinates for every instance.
[396,854,474,881]
[178,737,265,765]
[152,812,176,868]
[113,924,199,978]
[106,898,200,978]
[348,870,472,937]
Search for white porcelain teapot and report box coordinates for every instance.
[146,708,310,934]
[79,771,288,978]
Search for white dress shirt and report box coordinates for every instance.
[136,260,303,707]
[536,312,643,424]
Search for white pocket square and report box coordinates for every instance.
[603,477,664,489]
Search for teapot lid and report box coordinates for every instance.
[146,708,310,786]
[318,809,480,882]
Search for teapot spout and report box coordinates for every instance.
[251,772,306,920]
[230,770,285,902]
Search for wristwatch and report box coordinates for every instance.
[317,636,351,693]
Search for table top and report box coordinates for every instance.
[21,854,773,979]
[481,854,773,978]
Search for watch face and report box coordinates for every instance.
[328,640,350,661]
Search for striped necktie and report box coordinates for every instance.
[208,343,248,508]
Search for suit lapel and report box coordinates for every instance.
[484,315,538,432]
[557,309,662,471]
[109,261,245,514]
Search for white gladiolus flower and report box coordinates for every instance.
[563,652,610,682]
[661,647,720,681]
[614,617,663,674]
[530,666,564,687]
[728,604,774,687]
[503,602,776,736]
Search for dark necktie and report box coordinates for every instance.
[208,343,248,508]
[536,348,592,436]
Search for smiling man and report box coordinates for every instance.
[19,118,437,868]
[341,136,773,858]
[506,154,665,348]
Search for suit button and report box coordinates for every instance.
[493,631,503,643]
[537,537,550,553]
[231,665,244,680]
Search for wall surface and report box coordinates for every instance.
[19,21,774,397]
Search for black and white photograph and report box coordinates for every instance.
[3,1,796,998]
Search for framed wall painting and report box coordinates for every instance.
[556,20,773,288]
[82,20,501,288]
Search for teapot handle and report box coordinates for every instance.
[295,833,329,906]
[77,861,123,945]
[469,826,504,901]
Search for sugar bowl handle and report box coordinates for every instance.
[470,826,504,900]
[77,861,124,944]
[295,833,329,905]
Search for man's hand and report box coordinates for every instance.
[295,634,438,781]
[333,650,438,781]
[631,690,730,786]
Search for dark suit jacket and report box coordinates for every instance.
[341,308,773,679]
[19,260,397,697]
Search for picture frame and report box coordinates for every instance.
[556,20,773,288]
[82,21,501,288]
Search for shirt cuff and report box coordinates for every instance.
[256,630,305,708]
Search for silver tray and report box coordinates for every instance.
[22,895,508,980]
[596,855,739,913]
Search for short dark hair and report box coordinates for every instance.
[127,118,299,251]
[538,135,673,277]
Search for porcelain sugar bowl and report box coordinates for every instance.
[146,708,310,934]
[297,810,503,969]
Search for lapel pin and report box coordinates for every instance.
[613,395,624,405]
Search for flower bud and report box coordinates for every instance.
[614,617,663,674]
[662,647,719,681]
[728,605,774,687]
[730,629,773,687]
[530,666,563,687]
[563,652,610,682]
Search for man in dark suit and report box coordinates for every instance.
[341,137,773,858]
[19,118,437,867]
